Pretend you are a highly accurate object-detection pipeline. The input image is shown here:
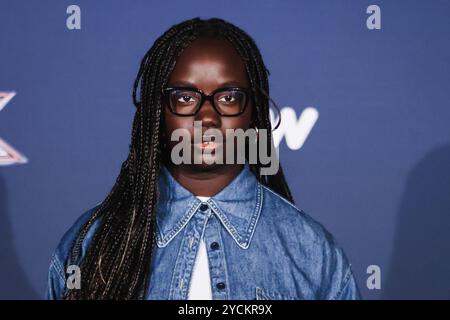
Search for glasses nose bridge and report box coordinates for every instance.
[198,92,217,113]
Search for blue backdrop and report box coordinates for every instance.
[1,0,449,299]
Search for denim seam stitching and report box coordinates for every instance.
[261,185,298,212]
[208,183,263,249]
[168,225,191,299]
[157,200,200,247]
[51,254,66,284]
[215,217,231,299]
[331,264,353,300]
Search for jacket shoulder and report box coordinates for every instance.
[259,184,360,299]
[260,184,336,244]
[46,203,101,299]
[54,204,101,264]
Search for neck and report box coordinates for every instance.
[164,163,244,197]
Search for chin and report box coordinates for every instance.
[190,157,224,171]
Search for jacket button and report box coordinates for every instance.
[210,242,219,250]
[216,282,226,290]
[199,203,208,211]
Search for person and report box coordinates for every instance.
[46,17,361,300]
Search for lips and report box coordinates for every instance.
[195,140,221,150]
[200,142,215,149]
[192,135,222,151]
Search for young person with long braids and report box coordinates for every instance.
[47,17,360,300]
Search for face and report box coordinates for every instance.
[162,37,253,171]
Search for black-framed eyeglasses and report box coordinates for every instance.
[162,86,251,116]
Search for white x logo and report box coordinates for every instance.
[0,91,28,166]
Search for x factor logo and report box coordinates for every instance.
[0,91,28,166]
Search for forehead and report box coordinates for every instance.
[168,37,249,88]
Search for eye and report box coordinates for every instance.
[173,91,197,104]
[178,95,195,103]
[217,93,236,104]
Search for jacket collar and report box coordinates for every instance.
[154,162,263,249]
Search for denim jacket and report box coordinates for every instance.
[47,162,361,300]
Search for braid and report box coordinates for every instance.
[64,17,294,300]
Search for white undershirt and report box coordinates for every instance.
[187,196,213,300]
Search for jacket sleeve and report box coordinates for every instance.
[333,264,362,300]
[46,253,67,300]
[318,230,362,300]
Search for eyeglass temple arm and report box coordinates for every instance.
[258,87,282,131]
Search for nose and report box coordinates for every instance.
[194,98,221,128]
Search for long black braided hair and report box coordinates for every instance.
[64,17,294,300]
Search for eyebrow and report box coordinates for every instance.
[168,81,247,89]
